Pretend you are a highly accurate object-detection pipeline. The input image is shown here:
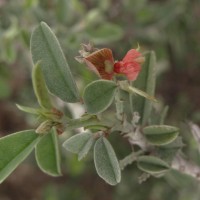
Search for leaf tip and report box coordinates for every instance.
[40,21,48,27]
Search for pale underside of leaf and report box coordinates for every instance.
[62,132,95,160]
[137,156,170,175]
[32,62,52,109]
[78,136,95,160]
[16,104,41,115]
[94,137,121,185]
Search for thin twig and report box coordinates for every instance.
[119,150,143,170]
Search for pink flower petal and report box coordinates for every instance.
[114,49,145,81]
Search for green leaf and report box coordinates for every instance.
[16,104,41,115]
[83,80,117,114]
[94,137,121,185]
[154,137,184,164]
[159,105,169,125]
[143,125,179,146]
[131,51,156,125]
[155,148,178,165]
[35,128,61,176]
[30,22,79,103]
[32,62,52,109]
[62,132,95,161]
[0,130,40,183]
[160,136,184,149]
[137,155,170,175]
[115,87,132,121]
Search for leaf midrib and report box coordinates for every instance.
[102,138,118,183]
[0,136,40,182]
[142,52,155,122]
[51,130,61,174]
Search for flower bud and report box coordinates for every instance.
[36,120,54,134]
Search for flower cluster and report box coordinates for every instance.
[76,44,145,81]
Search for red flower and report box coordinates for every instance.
[114,49,145,81]
[77,45,145,81]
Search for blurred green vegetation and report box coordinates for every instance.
[0,0,200,199]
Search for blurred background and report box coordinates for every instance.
[0,0,200,199]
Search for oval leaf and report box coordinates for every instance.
[83,80,117,114]
[137,155,169,175]
[30,22,79,103]
[143,125,179,146]
[94,137,121,185]
[35,128,61,176]
[62,132,95,161]
[0,130,40,183]
[32,62,52,109]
